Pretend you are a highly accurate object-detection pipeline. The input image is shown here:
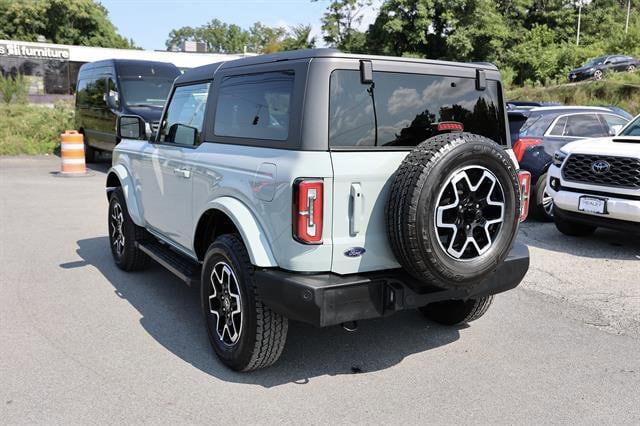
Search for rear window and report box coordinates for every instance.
[329,70,507,148]
[214,71,294,141]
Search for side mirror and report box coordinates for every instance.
[168,123,198,145]
[117,115,146,140]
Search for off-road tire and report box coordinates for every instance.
[387,132,520,289]
[420,296,494,325]
[108,188,150,271]
[201,234,288,372]
[554,212,597,236]
[531,173,554,222]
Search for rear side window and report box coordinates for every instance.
[159,82,210,146]
[329,70,507,148]
[214,71,294,141]
[599,114,628,135]
[563,114,608,137]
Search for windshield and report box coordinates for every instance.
[619,116,640,136]
[120,77,175,107]
[584,57,606,67]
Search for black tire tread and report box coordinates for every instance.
[216,234,288,372]
[387,132,519,287]
[110,188,150,271]
[420,295,494,326]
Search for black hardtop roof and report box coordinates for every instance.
[80,59,179,71]
[175,48,499,84]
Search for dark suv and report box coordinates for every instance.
[509,106,630,220]
[75,59,181,161]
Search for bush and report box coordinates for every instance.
[0,102,75,155]
[0,74,29,104]
[507,72,640,116]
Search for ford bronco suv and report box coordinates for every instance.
[106,49,531,371]
[548,114,640,236]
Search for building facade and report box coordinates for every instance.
[0,39,248,103]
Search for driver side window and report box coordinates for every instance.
[159,82,211,146]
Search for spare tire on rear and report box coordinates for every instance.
[387,132,520,290]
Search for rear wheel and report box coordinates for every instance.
[554,212,596,236]
[387,132,520,290]
[201,234,288,371]
[420,296,494,326]
[627,65,636,73]
[83,133,97,163]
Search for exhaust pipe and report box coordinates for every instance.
[342,321,358,332]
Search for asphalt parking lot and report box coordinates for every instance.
[1,156,639,425]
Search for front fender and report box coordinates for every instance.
[204,197,278,268]
[106,164,144,227]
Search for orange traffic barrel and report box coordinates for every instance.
[60,130,86,175]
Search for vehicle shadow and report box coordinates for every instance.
[65,236,461,387]
[519,221,640,260]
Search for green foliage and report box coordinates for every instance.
[507,72,640,115]
[0,101,74,155]
[0,0,135,48]
[0,74,29,104]
[317,0,371,51]
[166,20,315,54]
[352,0,640,86]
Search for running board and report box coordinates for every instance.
[136,240,201,286]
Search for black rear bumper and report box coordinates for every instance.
[255,241,530,327]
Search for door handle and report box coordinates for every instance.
[173,168,191,178]
[350,183,363,236]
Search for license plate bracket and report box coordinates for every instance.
[578,196,607,214]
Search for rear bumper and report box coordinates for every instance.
[255,241,530,327]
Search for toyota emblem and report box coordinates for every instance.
[591,160,610,174]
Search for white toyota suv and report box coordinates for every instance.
[548,114,640,236]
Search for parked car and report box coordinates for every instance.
[506,100,562,110]
[105,49,531,371]
[75,59,181,162]
[568,55,639,82]
[548,114,640,236]
[508,106,630,220]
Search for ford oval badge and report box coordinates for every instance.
[344,247,366,257]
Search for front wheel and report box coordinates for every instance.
[531,173,554,221]
[420,296,494,325]
[593,69,603,80]
[108,188,150,271]
[201,234,288,371]
[627,65,636,73]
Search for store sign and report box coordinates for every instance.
[0,43,70,60]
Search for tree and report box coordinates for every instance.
[167,21,315,54]
[0,0,134,48]
[317,0,371,52]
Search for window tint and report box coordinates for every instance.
[214,71,294,141]
[508,115,527,142]
[329,70,506,147]
[548,116,568,136]
[159,82,210,146]
[519,115,551,138]
[599,114,628,135]
[563,114,608,137]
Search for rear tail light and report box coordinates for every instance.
[437,121,464,132]
[293,179,323,244]
[512,138,542,162]
[518,170,531,222]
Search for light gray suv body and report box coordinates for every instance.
[106,49,530,371]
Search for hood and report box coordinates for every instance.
[569,65,594,74]
[562,136,640,157]
[123,105,164,122]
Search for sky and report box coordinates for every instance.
[99,0,382,51]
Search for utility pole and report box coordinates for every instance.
[576,1,583,45]
[626,0,631,34]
